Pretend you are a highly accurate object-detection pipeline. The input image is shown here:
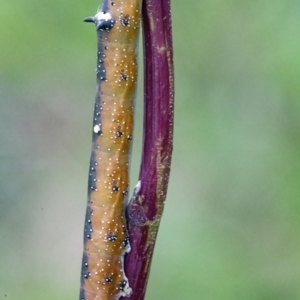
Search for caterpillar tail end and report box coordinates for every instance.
[120,280,132,298]
[84,11,115,31]
[83,16,95,23]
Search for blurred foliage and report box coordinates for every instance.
[1,0,300,299]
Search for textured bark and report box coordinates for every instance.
[122,0,174,299]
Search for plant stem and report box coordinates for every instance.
[123,0,174,298]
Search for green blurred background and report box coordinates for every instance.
[1,0,300,299]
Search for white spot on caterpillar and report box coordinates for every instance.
[94,124,101,134]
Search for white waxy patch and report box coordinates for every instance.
[95,11,112,22]
[94,124,101,134]
[121,282,132,297]
[134,180,141,194]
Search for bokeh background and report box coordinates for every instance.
[1,1,300,299]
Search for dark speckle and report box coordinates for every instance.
[116,129,123,137]
[107,233,117,242]
[119,280,127,291]
[123,236,129,248]
[121,15,130,26]
[105,275,113,283]
[112,184,119,192]
[84,206,93,242]
[120,73,128,81]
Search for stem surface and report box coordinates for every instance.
[123,0,174,299]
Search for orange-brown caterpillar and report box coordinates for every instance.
[79,1,141,299]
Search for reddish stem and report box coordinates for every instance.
[123,0,174,299]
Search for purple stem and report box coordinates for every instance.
[122,0,174,299]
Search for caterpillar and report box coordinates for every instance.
[79,1,141,299]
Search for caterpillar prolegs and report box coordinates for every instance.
[79,0,141,299]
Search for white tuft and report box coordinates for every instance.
[95,11,112,22]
